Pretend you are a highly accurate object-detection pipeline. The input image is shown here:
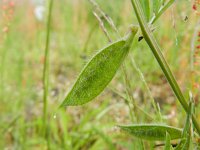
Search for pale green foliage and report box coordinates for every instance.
[140,0,150,21]
[60,26,138,106]
[153,0,162,15]
[118,124,182,141]
[164,132,174,150]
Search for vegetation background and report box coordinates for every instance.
[0,0,200,149]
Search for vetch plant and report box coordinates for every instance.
[118,124,182,141]
[60,0,200,149]
[130,0,200,135]
[60,26,138,106]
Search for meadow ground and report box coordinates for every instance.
[0,0,200,149]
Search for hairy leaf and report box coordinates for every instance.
[60,26,138,106]
[118,124,182,141]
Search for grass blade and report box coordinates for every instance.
[140,0,151,21]
[174,139,186,150]
[164,132,174,150]
[42,0,53,143]
[153,0,161,15]
[175,94,194,150]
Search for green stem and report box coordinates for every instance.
[130,0,200,135]
[42,0,53,137]
[150,0,175,24]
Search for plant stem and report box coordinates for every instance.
[130,0,200,135]
[42,0,53,137]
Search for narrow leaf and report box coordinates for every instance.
[140,0,151,21]
[182,99,193,137]
[118,124,182,141]
[60,26,138,106]
[174,139,186,150]
[153,0,162,15]
[175,96,194,150]
[164,132,173,150]
[150,0,175,24]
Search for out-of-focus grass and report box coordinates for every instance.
[0,0,199,149]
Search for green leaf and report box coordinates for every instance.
[140,0,151,21]
[164,132,174,150]
[153,0,162,15]
[174,139,186,150]
[60,26,138,106]
[93,127,116,150]
[175,96,194,150]
[118,124,182,141]
[150,0,175,24]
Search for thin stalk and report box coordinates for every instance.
[109,87,154,121]
[122,64,137,122]
[130,55,163,122]
[93,11,112,42]
[130,0,200,135]
[42,0,53,138]
[88,0,121,37]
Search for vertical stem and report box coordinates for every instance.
[42,0,53,138]
[130,0,200,135]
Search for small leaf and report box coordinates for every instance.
[60,26,138,106]
[118,124,182,141]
